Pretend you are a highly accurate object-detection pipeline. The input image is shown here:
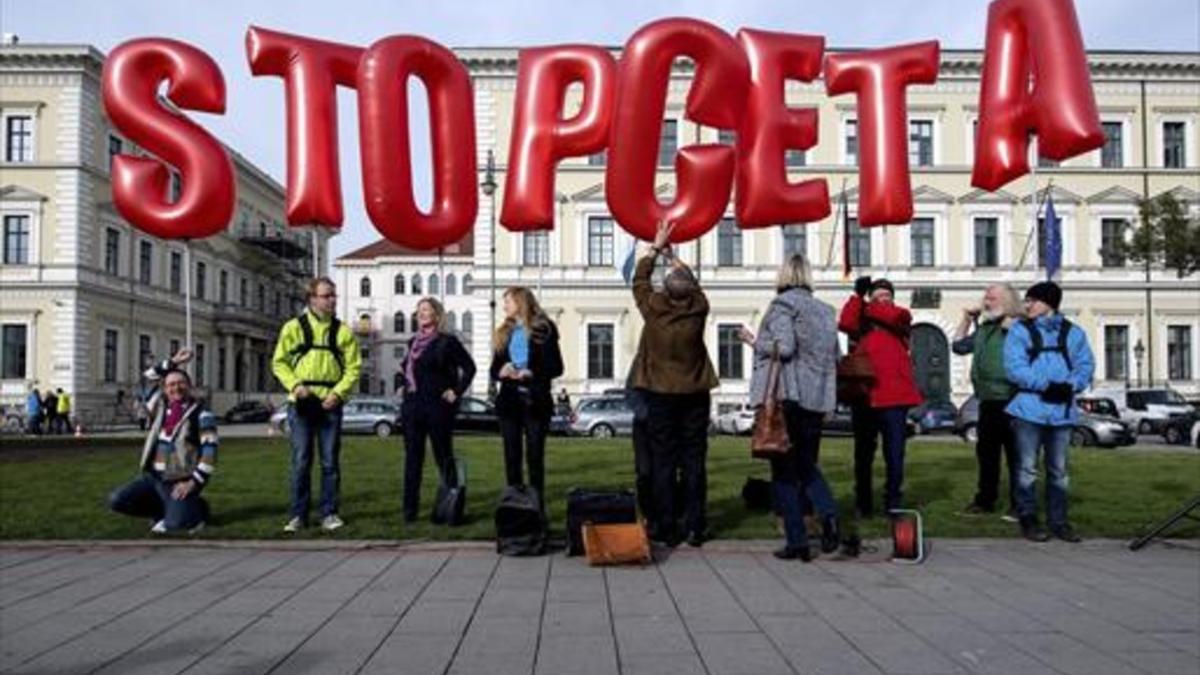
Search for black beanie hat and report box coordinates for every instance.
[1025,281,1062,310]
[870,278,895,295]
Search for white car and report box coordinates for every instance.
[1087,387,1193,435]
[714,404,757,435]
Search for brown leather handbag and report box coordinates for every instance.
[836,349,876,406]
[751,342,789,459]
[582,522,652,566]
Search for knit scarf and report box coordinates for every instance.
[406,327,438,393]
[161,399,188,437]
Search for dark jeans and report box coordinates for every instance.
[771,402,838,550]
[974,399,1018,511]
[853,405,910,514]
[109,474,209,530]
[402,399,457,520]
[499,399,548,503]
[26,413,42,435]
[288,403,344,522]
[1012,418,1071,528]
[629,389,655,522]
[645,391,710,539]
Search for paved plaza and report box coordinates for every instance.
[0,539,1197,675]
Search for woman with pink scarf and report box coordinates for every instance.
[398,297,477,523]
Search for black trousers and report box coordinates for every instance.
[402,399,457,520]
[629,389,655,521]
[974,399,1018,511]
[499,399,548,505]
[645,391,710,539]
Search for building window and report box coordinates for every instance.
[393,310,406,333]
[195,261,206,300]
[169,172,182,202]
[5,115,33,162]
[717,218,743,267]
[103,329,118,383]
[718,129,735,146]
[587,216,614,266]
[217,346,227,390]
[717,324,744,380]
[360,276,371,297]
[1100,218,1128,267]
[428,273,440,296]
[256,353,267,392]
[462,311,473,348]
[257,283,265,311]
[587,324,614,380]
[658,120,678,167]
[782,225,807,258]
[1163,122,1186,168]
[239,277,248,307]
[909,120,934,166]
[2,214,30,264]
[169,339,180,359]
[523,231,549,266]
[446,311,457,332]
[587,150,606,166]
[445,273,457,295]
[410,311,419,333]
[1101,122,1123,168]
[394,273,405,295]
[169,251,182,293]
[1168,326,1193,380]
[1104,325,1128,382]
[785,149,806,167]
[104,227,120,276]
[195,344,206,387]
[848,218,871,267]
[974,217,998,267]
[219,269,228,304]
[108,134,123,171]
[1,324,27,379]
[138,241,152,284]
[462,274,473,294]
[273,291,281,317]
[138,334,152,370]
[411,274,422,295]
[910,218,935,267]
[845,119,858,166]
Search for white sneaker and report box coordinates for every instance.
[283,517,303,533]
[320,514,345,532]
[150,520,167,534]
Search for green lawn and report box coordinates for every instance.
[1,435,1197,541]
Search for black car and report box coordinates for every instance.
[454,397,500,433]
[823,404,917,437]
[1163,411,1199,445]
[224,400,274,424]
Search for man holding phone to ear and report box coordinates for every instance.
[629,221,719,548]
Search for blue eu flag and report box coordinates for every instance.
[1044,195,1062,281]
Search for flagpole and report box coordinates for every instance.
[825,178,847,269]
[1027,135,1038,270]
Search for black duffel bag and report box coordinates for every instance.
[495,485,547,556]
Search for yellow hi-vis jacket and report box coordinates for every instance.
[271,310,362,402]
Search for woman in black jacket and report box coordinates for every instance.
[398,297,476,522]
[490,287,563,508]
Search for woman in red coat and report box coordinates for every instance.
[839,277,923,517]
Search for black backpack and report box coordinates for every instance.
[289,313,345,386]
[495,485,547,556]
[1022,317,1073,370]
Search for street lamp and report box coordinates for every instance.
[1133,338,1145,388]
[481,149,498,399]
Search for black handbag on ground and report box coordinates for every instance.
[495,485,547,556]
[565,488,637,556]
[432,457,467,526]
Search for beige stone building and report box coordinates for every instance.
[345,47,1197,411]
[0,43,333,425]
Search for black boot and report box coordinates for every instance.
[820,515,841,554]
[773,545,812,562]
[1020,517,1049,542]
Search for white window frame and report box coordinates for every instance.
[1095,116,1132,169]
[776,223,816,263]
[1162,319,1199,384]
[0,318,34,381]
[1,106,40,164]
[1097,319,1136,384]
[961,207,1012,268]
[907,115,940,168]
[101,325,122,384]
[1157,115,1195,169]
[843,209,886,269]
[899,209,948,268]
[580,318,620,389]
[840,115,858,167]
[0,200,41,266]
[1089,204,1138,269]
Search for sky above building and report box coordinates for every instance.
[5,0,1197,258]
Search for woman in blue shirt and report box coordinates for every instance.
[490,287,564,510]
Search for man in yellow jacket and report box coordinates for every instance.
[272,276,362,533]
[55,388,72,435]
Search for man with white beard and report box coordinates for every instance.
[952,284,1024,520]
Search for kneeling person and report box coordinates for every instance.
[109,350,217,533]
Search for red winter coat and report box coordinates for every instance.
[838,295,923,409]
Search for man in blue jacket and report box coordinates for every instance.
[1003,282,1094,543]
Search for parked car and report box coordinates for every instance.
[713,404,756,435]
[1089,387,1193,435]
[549,404,572,436]
[223,400,274,424]
[1192,418,1200,449]
[909,400,959,435]
[957,395,1135,448]
[270,397,402,437]
[453,396,500,433]
[568,396,635,438]
[1162,411,1199,445]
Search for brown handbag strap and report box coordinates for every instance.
[764,341,781,403]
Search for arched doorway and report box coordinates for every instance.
[910,323,950,402]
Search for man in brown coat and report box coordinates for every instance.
[631,221,719,547]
